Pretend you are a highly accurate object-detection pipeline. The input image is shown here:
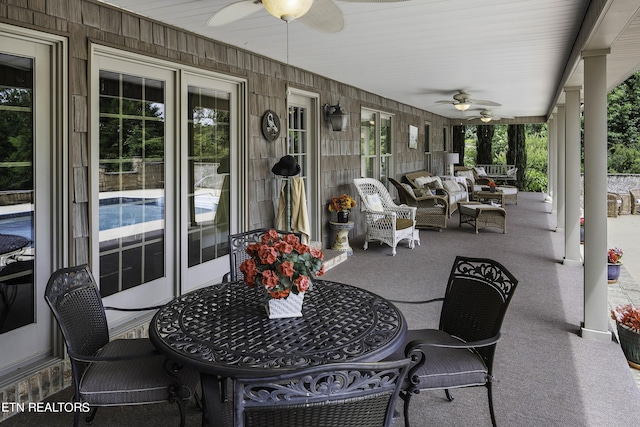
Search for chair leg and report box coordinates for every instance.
[86,407,98,424]
[444,389,454,402]
[73,409,80,427]
[487,383,497,427]
[177,399,187,427]
[400,391,412,427]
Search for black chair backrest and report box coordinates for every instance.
[233,359,410,427]
[439,256,518,364]
[227,229,301,282]
[44,266,110,372]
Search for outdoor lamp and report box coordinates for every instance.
[445,152,460,176]
[262,0,314,22]
[324,103,349,131]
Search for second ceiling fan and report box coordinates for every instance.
[435,90,502,111]
[207,0,410,34]
[466,109,514,123]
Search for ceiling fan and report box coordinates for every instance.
[435,90,502,111]
[207,0,410,34]
[465,109,514,123]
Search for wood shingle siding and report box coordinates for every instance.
[0,0,449,260]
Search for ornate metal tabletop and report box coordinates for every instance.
[149,280,406,377]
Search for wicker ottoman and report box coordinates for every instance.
[459,202,507,234]
[499,185,519,205]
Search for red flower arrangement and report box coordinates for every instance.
[487,180,497,188]
[611,304,640,332]
[239,229,325,299]
[608,247,623,264]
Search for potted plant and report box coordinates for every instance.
[239,229,325,318]
[608,247,623,284]
[611,304,640,368]
[328,194,357,223]
[487,180,497,193]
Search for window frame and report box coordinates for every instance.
[360,108,395,185]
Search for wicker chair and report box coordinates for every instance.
[386,256,519,427]
[630,189,640,214]
[231,359,410,427]
[44,265,199,427]
[608,192,621,217]
[353,178,417,256]
[224,229,302,282]
[389,178,448,230]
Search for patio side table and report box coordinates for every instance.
[329,220,354,255]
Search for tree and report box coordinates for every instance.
[607,70,640,172]
[452,125,465,164]
[476,125,494,164]
[507,124,526,189]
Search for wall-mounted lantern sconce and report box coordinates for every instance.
[323,103,349,131]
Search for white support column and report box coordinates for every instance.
[546,115,556,206]
[556,105,566,231]
[548,114,557,212]
[582,49,611,342]
[564,87,582,266]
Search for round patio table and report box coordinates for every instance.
[149,279,407,426]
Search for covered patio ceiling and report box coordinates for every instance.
[101,0,640,124]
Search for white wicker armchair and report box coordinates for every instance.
[353,178,417,256]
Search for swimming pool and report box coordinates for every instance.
[0,197,216,240]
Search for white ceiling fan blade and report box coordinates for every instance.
[207,1,263,27]
[338,0,410,3]
[470,99,502,107]
[435,100,454,104]
[297,0,344,33]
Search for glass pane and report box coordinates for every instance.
[360,111,376,156]
[0,53,35,334]
[381,114,392,155]
[187,86,231,267]
[424,123,431,153]
[98,71,166,296]
[380,155,390,185]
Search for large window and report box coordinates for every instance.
[0,29,61,376]
[92,47,244,308]
[0,53,35,333]
[186,86,231,267]
[98,71,167,297]
[361,109,394,184]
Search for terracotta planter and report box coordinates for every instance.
[608,263,622,284]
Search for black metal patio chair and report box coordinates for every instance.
[230,359,410,427]
[223,228,301,282]
[44,265,199,427]
[387,256,518,427]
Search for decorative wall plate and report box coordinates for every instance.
[261,110,280,141]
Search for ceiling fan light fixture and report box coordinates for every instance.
[454,102,471,111]
[480,116,492,123]
[262,0,314,22]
